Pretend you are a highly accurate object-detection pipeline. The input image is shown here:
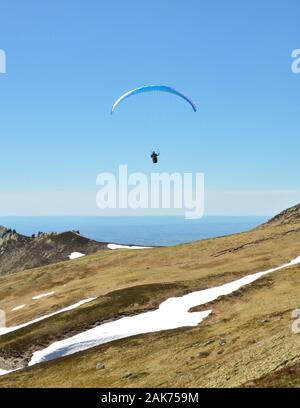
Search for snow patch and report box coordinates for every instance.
[32,291,55,300]
[69,252,85,260]
[107,243,152,250]
[0,298,96,337]
[11,305,25,312]
[29,255,300,366]
[0,368,21,376]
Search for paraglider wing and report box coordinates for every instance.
[111,85,197,114]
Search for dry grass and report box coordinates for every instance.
[1,222,300,327]
[1,264,299,388]
[0,222,300,387]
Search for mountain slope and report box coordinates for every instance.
[1,259,299,387]
[264,203,300,226]
[0,209,300,387]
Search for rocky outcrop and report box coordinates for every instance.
[0,227,108,276]
[265,203,300,226]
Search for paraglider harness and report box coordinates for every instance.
[151,150,160,164]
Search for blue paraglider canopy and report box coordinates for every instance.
[111,85,197,114]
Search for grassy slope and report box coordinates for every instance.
[243,362,300,388]
[0,222,300,387]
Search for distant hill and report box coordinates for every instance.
[265,203,300,226]
[0,226,108,276]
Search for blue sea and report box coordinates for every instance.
[0,216,269,246]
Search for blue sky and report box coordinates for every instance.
[0,0,299,215]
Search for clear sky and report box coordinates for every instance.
[0,0,299,215]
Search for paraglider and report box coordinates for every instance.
[150,150,160,164]
[111,85,197,114]
[111,85,196,163]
